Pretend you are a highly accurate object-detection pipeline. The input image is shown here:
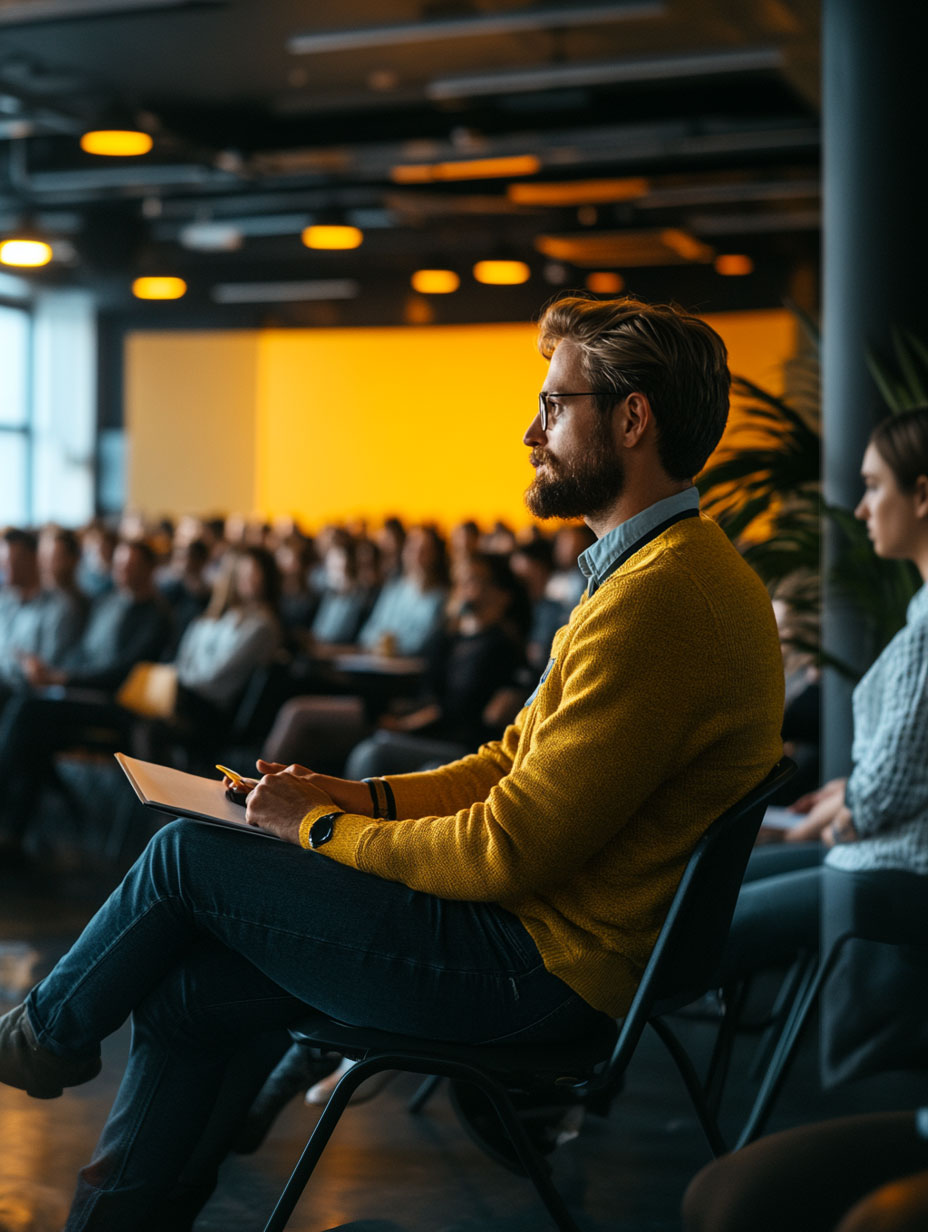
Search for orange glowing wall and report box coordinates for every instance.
[125,309,797,527]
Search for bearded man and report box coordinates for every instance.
[0,296,784,1231]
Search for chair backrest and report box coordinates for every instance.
[607,758,796,1074]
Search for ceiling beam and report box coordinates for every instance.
[428,46,784,100]
[288,2,664,55]
[0,0,215,24]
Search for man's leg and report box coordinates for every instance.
[14,818,604,1229]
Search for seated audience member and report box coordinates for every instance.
[0,528,85,691]
[356,524,449,656]
[0,295,783,1232]
[723,406,928,981]
[546,523,596,610]
[482,519,518,556]
[157,537,212,650]
[374,516,406,583]
[0,539,173,857]
[275,535,318,639]
[769,595,821,802]
[309,536,376,649]
[345,552,530,779]
[23,539,172,696]
[449,519,480,580]
[510,537,569,669]
[77,522,118,598]
[171,546,282,726]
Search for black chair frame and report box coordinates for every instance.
[261,757,796,1232]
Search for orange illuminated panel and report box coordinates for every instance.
[508,177,649,206]
[715,253,755,276]
[660,229,715,262]
[392,155,540,183]
[586,271,625,294]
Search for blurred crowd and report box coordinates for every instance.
[0,513,598,855]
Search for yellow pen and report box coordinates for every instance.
[216,764,247,788]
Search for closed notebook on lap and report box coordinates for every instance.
[115,752,281,840]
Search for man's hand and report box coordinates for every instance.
[252,759,373,817]
[22,655,65,687]
[245,766,337,845]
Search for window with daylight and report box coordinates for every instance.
[0,303,30,525]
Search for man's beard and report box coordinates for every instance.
[524,424,625,522]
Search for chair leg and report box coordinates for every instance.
[733,956,823,1151]
[747,951,817,1081]
[648,1017,728,1157]
[264,1052,584,1232]
[262,1055,390,1232]
[408,1072,442,1113]
[703,979,751,1116]
[462,1075,583,1232]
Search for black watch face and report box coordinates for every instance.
[310,814,336,848]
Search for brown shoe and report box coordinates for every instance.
[0,1002,101,1099]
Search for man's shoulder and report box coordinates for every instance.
[575,515,769,635]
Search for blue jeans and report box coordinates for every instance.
[26,818,606,1231]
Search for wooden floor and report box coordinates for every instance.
[1,767,926,1232]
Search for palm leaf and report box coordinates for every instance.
[892,328,928,404]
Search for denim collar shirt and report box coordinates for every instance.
[578,487,701,598]
[832,581,928,874]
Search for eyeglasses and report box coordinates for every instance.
[537,390,617,431]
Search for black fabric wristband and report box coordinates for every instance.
[362,777,396,820]
[363,777,381,818]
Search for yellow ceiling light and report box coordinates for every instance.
[473,259,530,286]
[80,129,153,157]
[302,224,363,250]
[410,268,460,294]
[0,239,52,267]
[132,276,187,300]
[586,271,625,294]
[715,253,754,276]
[391,154,540,184]
[508,177,649,206]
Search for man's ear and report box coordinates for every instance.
[914,474,928,519]
[617,391,653,449]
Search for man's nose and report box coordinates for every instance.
[523,412,545,447]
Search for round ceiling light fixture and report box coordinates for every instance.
[302,224,363,250]
[473,259,530,286]
[410,268,460,294]
[132,276,187,300]
[80,129,153,157]
[0,238,53,267]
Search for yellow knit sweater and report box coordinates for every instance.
[301,515,784,1017]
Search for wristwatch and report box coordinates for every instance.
[307,811,341,849]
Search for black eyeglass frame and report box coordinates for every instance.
[537,390,621,431]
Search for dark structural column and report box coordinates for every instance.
[821,0,928,778]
